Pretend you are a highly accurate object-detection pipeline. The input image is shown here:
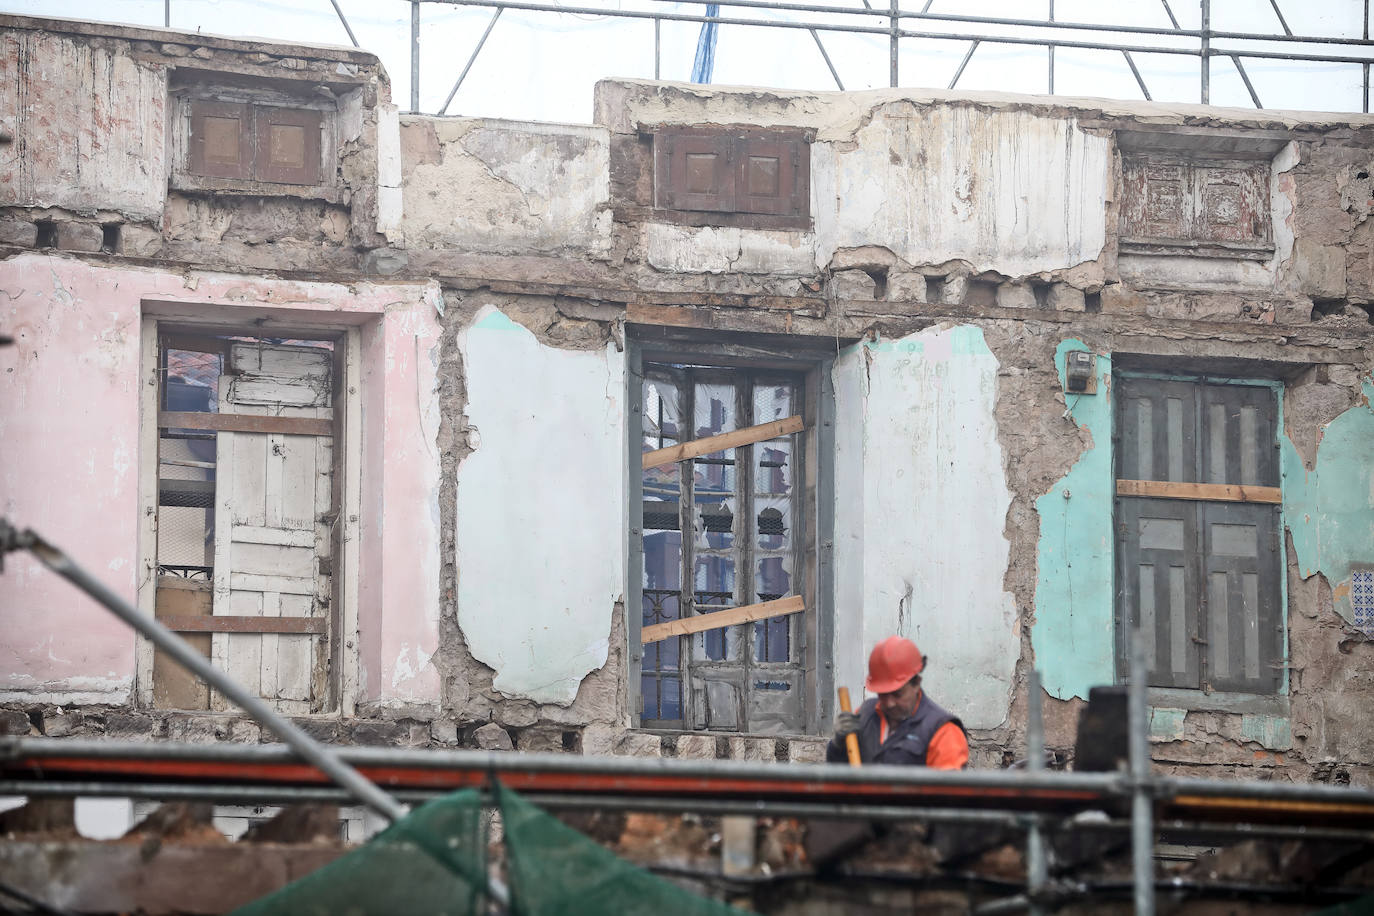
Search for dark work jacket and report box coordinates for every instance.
[825,694,966,766]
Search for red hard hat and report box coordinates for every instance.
[865,636,924,694]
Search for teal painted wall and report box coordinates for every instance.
[1281,378,1374,625]
[1033,340,1116,701]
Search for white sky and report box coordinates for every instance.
[3,0,1370,123]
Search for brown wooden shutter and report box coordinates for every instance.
[1194,164,1270,246]
[254,107,323,185]
[190,101,253,180]
[655,130,734,212]
[735,131,808,218]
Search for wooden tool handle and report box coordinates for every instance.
[837,687,861,767]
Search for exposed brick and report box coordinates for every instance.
[830,269,876,301]
[1048,284,1085,312]
[996,282,1037,310]
[788,738,828,764]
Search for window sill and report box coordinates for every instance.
[1147,687,1288,717]
[169,174,346,205]
[612,204,812,233]
[1119,239,1274,261]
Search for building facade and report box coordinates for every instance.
[1,13,1372,782]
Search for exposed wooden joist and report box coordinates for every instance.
[1115,479,1282,504]
[159,411,332,437]
[641,595,805,645]
[160,615,326,635]
[642,416,805,470]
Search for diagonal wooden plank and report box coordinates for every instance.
[641,595,805,645]
[642,416,804,470]
[1116,479,1282,504]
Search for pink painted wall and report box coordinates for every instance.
[0,253,442,708]
[357,289,444,708]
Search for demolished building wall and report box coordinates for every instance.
[0,15,1371,783]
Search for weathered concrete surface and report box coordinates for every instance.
[400,117,612,257]
[812,104,1110,277]
[453,305,626,705]
[833,325,1018,730]
[0,28,166,220]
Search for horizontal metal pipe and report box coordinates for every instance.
[0,736,1125,794]
[449,0,1374,47]
[10,781,1374,846]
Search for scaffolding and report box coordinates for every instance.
[56,0,1374,115]
[3,518,1374,912]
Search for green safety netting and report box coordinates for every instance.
[231,785,745,916]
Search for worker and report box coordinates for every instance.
[826,635,969,769]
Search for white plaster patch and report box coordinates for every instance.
[390,643,434,689]
[454,306,626,705]
[643,223,817,276]
[813,107,1110,277]
[832,325,1018,730]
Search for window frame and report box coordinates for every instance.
[136,315,363,716]
[1112,371,1289,700]
[626,336,836,736]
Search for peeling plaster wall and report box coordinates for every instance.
[812,106,1110,276]
[453,305,626,705]
[0,254,442,707]
[399,117,612,257]
[1282,378,1374,625]
[832,324,1018,730]
[642,224,815,276]
[1032,340,1116,701]
[0,28,166,220]
[357,286,445,708]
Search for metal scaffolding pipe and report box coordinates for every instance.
[0,526,405,826]
[440,7,503,115]
[1129,637,1155,916]
[328,0,361,47]
[410,0,421,112]
[810,28,845,89]
[1026,669,1048,916]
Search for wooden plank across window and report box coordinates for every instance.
[160,411,332,437]
[160,615,325,635]
[1116,479,1282,504]
[642,416,804,470]
[641,595,805,645]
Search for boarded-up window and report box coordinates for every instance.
[638,364,808,732]
[154,333,337,713]
[1114,376,1283,695]
[1119,155,1272,258]
[188,101,323,186]
[654,128,810,223]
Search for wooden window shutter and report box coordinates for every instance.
[1194,164,1271,246]
[735,131,808,218]
[254,107,323,185]
[190,101,253,180]
[656,130,735,212]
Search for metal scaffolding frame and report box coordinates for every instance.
[146,0,1374,114]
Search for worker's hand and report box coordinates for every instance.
[833,711,860,738]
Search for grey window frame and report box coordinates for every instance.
[1114,373,1285,697]
[626,336,835,736]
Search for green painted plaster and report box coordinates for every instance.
[1281,378,1374,625]
[1149,707,1186,741]
[1241,713,1293,750]
[473,308,524,332]
[1033,340,1116,701]
[863,323,990,357]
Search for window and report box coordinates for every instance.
[635,361,814,732]
[653,127,811,225]
[1114,376,1284,695]
[152,332,339,713]
[189,101,324,185]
